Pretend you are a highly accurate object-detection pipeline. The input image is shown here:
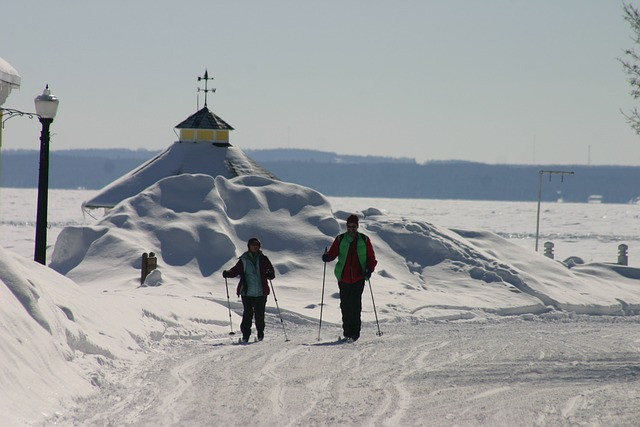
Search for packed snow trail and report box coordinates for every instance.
[47,316,640,426]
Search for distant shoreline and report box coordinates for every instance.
[2,148,639,203]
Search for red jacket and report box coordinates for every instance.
[325,232,377,284]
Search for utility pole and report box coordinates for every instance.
[535,170,574,252]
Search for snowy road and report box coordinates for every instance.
[47,316,640,426]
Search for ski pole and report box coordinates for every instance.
[269,279,289,342]
[367,278,383,337]
[318,247,327,341]
[224,277,235,335]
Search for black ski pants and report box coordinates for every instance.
[240,295,267,340]
[338,280,365,340]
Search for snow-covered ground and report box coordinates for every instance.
[2,180,640,425]
[47,318,640,426]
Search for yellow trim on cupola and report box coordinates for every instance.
[179,129,231,143]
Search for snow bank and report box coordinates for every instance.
[51,173,640,323]
[0,246,131,422]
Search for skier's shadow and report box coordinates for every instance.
[303,340,349,347]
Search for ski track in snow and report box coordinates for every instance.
[45,316,640,426]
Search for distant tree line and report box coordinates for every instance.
[0,149,155,189]
[259,161,640,203]
[1,148,639,203]
[244,148,415,164]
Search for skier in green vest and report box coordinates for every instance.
[322,214,377,342]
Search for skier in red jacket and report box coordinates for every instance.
[322,214,377,342]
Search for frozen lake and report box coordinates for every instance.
[1,188,639,266]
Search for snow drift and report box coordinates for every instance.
[53,173,640,321]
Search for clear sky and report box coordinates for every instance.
[2,1,639,165]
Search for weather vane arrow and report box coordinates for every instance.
[197,69,216,108]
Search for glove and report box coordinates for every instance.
[222,270,230,278]
[322,253,330,263]
[364,270,372,280]
[266,269,275,279]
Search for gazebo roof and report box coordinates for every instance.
[83,143,277,210]
[175,107,234,130]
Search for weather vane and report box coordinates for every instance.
[197,69,216,108]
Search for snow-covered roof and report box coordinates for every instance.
[175,107,234,130]
[82,142,277,209]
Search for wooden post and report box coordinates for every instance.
[147,252,157,273]
[141,252,149,283]
[141,252,158,283]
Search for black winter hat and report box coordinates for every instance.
[247,237,261,248]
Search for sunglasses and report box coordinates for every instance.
[346,225,358,229]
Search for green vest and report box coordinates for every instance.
[334,232,368,280]
[241,251,263,297]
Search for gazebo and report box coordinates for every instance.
[82,71,277,212]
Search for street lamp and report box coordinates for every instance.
[33,85,59,264]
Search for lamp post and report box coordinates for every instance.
[33,85,59,264]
